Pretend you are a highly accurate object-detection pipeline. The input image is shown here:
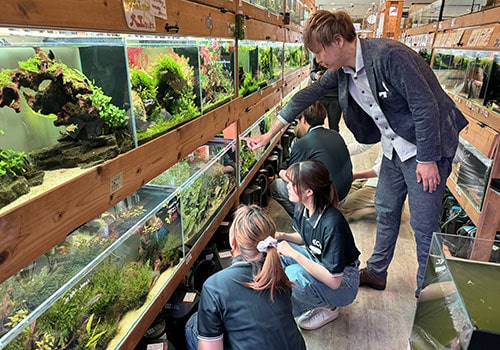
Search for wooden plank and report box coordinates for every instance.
[439,6,500,31]
[284,26,303,43]
[189,0,237,13]
[238,83,282,131]
[244,18,284,41]
[459,114,499,158]
[0,101,240,284]
[0,0,236,38]
[446,178,481,226]
[404,23,438,36]
[448,92,500,133]
[240,2,284,27]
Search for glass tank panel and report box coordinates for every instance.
[432,49,499,111]
[242,0,283,15]
[238,40,283,97]
[197,38,235,113]
[148,138,236,247]
[0,29,133,210]
[0,186,183,349]
[410,233,500,349]
[284,42,308,76]
[239,111,277,184]
[125,35,202,145]
[450,137,492,211]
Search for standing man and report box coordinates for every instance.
[271,101,352,216]
[245,10,468,297]
[310,57,342,131]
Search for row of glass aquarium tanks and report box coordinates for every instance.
[0,28,310,210]
[0,33,298,345]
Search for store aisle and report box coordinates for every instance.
[264,122,418,350]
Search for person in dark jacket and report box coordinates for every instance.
[245,10,468,297]
[271,101,352,216]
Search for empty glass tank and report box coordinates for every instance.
[197,38,235,113]
[238,40,283,97]
[410,232,500,349]
[0,28,133,210]
[284,42,307,76]
[125,35,202,145]
[433,49,499,111]
[148,138,236,247]
[0,186,183,349]
[450,137,492,211]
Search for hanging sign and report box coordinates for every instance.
[123,0,157,31]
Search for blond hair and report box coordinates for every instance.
[304,10,357,53]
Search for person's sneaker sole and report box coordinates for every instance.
[298,307,339,330]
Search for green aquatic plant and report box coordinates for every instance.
[0,149,28,177]
[88,86,128,129]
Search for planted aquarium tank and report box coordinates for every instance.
[239,111,278,184]
[0,186,184,349]
[432,49,499,112]
[410,233,500,349]
[450,137,492,211]
[125,35,202,145]
[238,40,283,97]
[0,28,133,210]
[197,38,235,113]
[284,42,308,77]
[148,138,236,247]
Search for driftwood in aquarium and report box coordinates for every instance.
[0,48,130,144]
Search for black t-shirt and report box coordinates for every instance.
[197,257,306,350]
[293,206,360,275]
[289,127,353,201]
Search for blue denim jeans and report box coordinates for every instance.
[271,178,295,217]
[367,154,451,296]
[185,312,198,350]
[281,243,359,316]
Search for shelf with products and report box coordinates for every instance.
[0,0,310,348]
[424,7,500,254]
[0,135,237,349]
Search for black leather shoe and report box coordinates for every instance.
[359,268,386,290]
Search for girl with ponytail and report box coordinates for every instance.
[277,160,361,331]
[185,205,306,350]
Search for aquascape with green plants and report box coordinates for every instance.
[0,48,132,208]
[128,47,200,145]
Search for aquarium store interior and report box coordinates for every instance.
[0,0,499,349]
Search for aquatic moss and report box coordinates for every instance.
[0,68,13,86]
[18,56,43,73]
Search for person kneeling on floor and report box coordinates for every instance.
[185,205,306,350]
[277,160,360,330]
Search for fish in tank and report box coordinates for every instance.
[126,36,202,145]
[198,39,235,113]
[0,30,133,210]
[238,40,283,97]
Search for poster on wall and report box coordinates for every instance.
[123,0,157,31]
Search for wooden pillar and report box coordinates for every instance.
[378,0,404,40]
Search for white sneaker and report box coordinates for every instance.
[297,306,339,330]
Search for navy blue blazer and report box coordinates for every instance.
[279,38,468,162]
